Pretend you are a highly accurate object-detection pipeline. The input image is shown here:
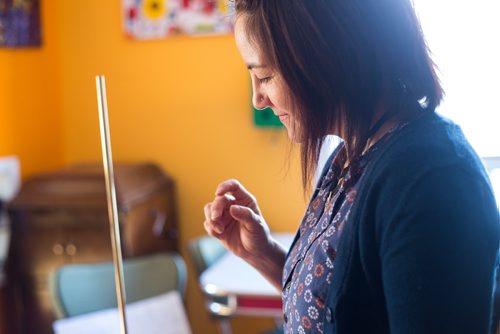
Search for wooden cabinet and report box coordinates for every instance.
[6,163,178,334]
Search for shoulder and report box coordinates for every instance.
[356,110,499,239]
[368,111,491,192]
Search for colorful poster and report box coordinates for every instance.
[0,0,41,47]
[123,0,234,39]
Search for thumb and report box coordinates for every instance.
[229,205,259,227]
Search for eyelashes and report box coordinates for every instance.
[258,76,273,84]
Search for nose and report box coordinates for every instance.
[251,79,271,110]
[252,93,270,110]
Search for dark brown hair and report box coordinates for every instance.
[235,0,443,191]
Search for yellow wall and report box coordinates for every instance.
[0,0,63,177]
[3,1,306,333]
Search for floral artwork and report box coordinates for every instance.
[0,0,41,47]
[123,0,234,39]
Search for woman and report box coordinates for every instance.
[203,0,500,333]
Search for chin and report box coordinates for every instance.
[286,127,303,144]
[282,118,303,143]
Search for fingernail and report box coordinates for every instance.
[214,224,223,234]
[231,205,242,213]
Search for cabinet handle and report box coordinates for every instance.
[52,243,64,255]
[65,243,77,256]
[151,209,167,236]
[151,209,177,239]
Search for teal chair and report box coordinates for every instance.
[188,236,234,334]
[188,236,227,277]
[49,252,187,319]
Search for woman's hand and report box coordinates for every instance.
[203,179,272,262]
[203,179,287,291]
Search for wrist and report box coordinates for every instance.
[245,238,286,291]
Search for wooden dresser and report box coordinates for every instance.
[5,163,179,334]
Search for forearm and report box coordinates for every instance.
[245,238,287,292]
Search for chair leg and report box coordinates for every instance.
[217,318,232,334]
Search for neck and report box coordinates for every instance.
[364,105,399,151]
[329,100,402,162]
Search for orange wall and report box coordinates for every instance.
[55,1,306,333]
[0,53,15,153]
[3,1,306,333]
[0,0,63,177]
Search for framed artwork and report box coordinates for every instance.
[123,0,234,40]
[0,0,41,47]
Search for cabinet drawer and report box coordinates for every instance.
[13,227,66,275]
[65,226,113,264]
[13,226,113,275]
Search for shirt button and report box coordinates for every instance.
[326,307,334,323]
[284,314,288,323]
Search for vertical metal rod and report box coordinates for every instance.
[96,75,128,334]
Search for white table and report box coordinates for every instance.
[199,233,295,317]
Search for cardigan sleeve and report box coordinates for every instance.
[378,165,500,334]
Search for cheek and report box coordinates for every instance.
[266,77,290,107]
[271,88,292,111]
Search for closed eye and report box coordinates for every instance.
[258,76,273,84]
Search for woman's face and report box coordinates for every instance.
[234,17,301,142]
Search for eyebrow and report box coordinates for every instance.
[247,63,268,70]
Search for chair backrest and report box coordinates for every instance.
[49,252,187,319]
[187,236,227,276]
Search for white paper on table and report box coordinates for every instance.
[200,233,295,296]
[53,291,191,334]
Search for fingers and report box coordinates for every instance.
[204,219,221,238]
[215,179,254,203]
[204,180,260,238]
[210,193,236,221]
[229,205,260,228]
[203,203,215,233]
[203,203,223,236]
[215,179,240,196]
[203,185,240,237]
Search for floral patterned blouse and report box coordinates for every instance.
[282,125,407,334]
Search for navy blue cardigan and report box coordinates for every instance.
[288,111,500,333]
